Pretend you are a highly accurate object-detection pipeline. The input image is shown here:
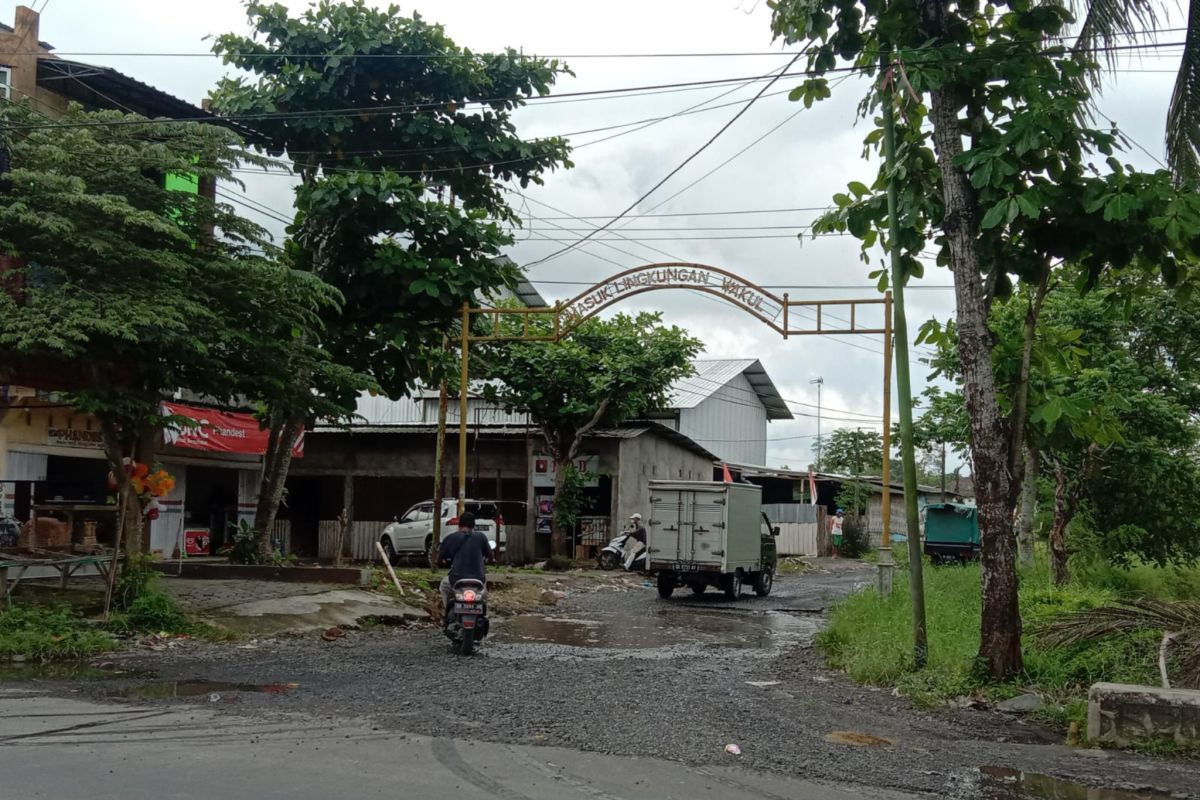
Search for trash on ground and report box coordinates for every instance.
[322,626,347,641]
[745,680,781,687]
[724,743,742,756]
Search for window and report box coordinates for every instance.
[0,67,10,100]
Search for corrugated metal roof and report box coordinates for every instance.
[36,57,264,142]
[668,359,791,420]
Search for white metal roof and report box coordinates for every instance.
[667,359,792,420]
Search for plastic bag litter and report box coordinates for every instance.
[724,744,742,756]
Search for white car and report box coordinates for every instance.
[380,499,507,565]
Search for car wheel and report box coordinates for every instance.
[381,537,397,566]
[425,536,436,569]
[723,571,742,600]
[753,565,774,597]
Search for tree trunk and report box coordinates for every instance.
[1016,444,1039,568]
[334,473,354,567]
[254,415,304,557]
[920,0,1022,675]
[99,420,144,557]
[551,454,569,558]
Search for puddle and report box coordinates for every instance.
[974,767,1174,799]
[494,609,815,650]
[0,662,138,682]
[120,680,298,699]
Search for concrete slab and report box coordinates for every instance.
[202,589,429,635]
[1089,682,1200,745]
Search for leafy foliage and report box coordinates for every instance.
[0,103,350,552]
[209,0,574,398]
[481,311,700,554]
[822,428,885,475]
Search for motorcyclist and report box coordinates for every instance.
[437,511,493,623]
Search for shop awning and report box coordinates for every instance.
[161,402,304,458]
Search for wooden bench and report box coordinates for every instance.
[0,554,120,606]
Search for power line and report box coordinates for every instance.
[523,53,805,267]
[11,38,1188,132]
[4,24,1186,60]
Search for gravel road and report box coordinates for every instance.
[17,561,1200,798]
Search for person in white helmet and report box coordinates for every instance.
[624,512,647,569]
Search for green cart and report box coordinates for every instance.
[923,503,980,565]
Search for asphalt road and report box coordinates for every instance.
[4,561,1200,799]
[0,693,923,800]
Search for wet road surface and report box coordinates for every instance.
[3,562,1200,798]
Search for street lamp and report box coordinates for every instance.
[810,376,824,469]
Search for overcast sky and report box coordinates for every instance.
[9,0,1182,469]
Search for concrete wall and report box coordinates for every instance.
[678,371,769,465]
[612,434,713,527]
[1089,682,1200,746]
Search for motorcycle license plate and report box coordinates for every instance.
[454,603,481,614]
[673,562,698,571]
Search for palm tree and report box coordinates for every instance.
[1072,0,1200,182]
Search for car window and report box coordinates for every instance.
[399,504,421,523]
[761,515,773,537]
[467,502,497,520]
[411,503,434,522]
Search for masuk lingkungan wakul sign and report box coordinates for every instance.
[560,264,785,331]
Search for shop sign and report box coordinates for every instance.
[47,427,104,450]
[162,402,304,457]
[531,453,599,488]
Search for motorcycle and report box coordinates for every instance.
[444,577,489,655]
[597,532,647,572]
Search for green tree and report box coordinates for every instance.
[480,312,701,556]
[209,0,574,552]
[771,0,1200,677]
[822,428,886,476]
[0,104,345,554]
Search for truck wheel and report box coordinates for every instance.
[657,573,676,599]
[690,583,706,596]
[723,572,742,600]
[753,566,774,597]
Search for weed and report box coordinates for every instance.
[0,606,115,660]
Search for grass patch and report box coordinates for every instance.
[0,606,116,661]
[817,561,1159,716]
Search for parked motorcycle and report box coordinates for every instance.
[444,578,489,655]
[597,532,647,572]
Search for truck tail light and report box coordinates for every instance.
[496,514,505,526]
[448,517,458,526]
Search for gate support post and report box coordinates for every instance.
[877,291,895,597]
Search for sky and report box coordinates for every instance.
[6,0,1183,469]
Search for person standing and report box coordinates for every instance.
[624,512,647,569]
[829,508,845,558]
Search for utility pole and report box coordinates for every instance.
[881,51,928,668]
[810,376,824,469]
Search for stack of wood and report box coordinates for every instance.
[17,517,71,549]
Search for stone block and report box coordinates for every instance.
[1088,682,1200,746]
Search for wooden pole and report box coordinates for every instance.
[432,336,450,553]
[881,54,928,666]
[458,301,470,516]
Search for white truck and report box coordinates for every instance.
[646,480,779,600]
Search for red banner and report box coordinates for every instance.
[161,402,304,457]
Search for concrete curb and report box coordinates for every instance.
[151,562,370,586]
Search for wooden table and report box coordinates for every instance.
[0,554,120,606]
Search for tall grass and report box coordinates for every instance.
[817,560,1160,710]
